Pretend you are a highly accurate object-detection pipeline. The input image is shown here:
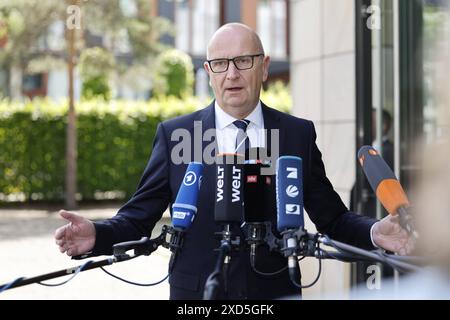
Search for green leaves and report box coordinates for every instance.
[0,98,199,202]
[152,49,195,99]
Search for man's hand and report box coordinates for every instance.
[54,210,96,256]
[372,214,415,255]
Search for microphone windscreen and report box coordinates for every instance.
[358,145,409,215]
[243,162,275,223]
[276,156,304,232]
[215,153,245,223]
[172,162,204,229]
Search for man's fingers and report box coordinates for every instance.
[54,224,68,240]
[59,244,67,253]
[405,238,415,255]
[59,210,83,224]
[66,247,77,256]
[400,229,409,240]
[59,242,78,256]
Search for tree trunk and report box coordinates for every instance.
[65,0,78,209]
[9,64,22,100]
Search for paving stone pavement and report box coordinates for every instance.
[0,206,170,300]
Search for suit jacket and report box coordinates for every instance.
[92,101,377,299]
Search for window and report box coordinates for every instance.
[257,0,287,59]
[175,0,190,52]
[192,0,219,55]
[175,0,219,55]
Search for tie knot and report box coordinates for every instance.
[233,119,250,132]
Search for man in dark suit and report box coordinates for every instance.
[55,23,413,299]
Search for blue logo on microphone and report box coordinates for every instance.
[183,171,197,186]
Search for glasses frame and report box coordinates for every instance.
[206,53,265,73]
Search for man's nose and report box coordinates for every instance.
[226,61,240,80]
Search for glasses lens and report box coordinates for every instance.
[210,59,228,72]
[234,56,253,70]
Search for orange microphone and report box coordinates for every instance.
[357,146,418,239]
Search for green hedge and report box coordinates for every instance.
[0,97,198,202]
[0,88,291,203]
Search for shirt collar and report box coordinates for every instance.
[214,100,264,130]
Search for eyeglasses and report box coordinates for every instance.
[206,54,264,73]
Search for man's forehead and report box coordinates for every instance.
[208,49,257,59]
[208,35,258,59]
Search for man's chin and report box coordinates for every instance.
[223,98,248,108]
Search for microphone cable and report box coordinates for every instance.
[0,277,26,294]
[250,255,306,277]
[100,266,169,287]
[250,259,288,276]
[99,254,169,286]
[1,255,169,293]
[38,260,94,287]
[288,241,323,289]
[0,258,110,293]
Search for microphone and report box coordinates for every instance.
[204,154,244,299]
[244,147,274,223]
[357,146,418,238]
[276,156,304,283]
[169,162,204,270]
[215,153,245,223]
[172,162,204,230]
[243,148,276,264]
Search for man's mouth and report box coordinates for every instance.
[226,87,243,92]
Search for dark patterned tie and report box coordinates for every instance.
[233,119,250,156]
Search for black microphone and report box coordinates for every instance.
[276,156,304,283]
[215,153,245,223]
[357,146,418,238]
[244,147,274,223]
[204,153,244,299]
[243,148,276,263]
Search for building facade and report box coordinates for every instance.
[290,0,449,298]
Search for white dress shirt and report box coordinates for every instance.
[214,101,266,154]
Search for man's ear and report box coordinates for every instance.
[204,61,211,75]
[204,62,212,86]
[262,56,271,82]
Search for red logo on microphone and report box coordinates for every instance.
[247,175,258,183]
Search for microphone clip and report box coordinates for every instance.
[214,224,241,252]
[162,225,187,253]
[113,231,167,259]
[241,221,279,252]
[278,228,317,258]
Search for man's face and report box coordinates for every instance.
[204,29,270,116]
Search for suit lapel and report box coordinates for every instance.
[193,101,217,162]
[261,102,285,155]
[192,102,217,208]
